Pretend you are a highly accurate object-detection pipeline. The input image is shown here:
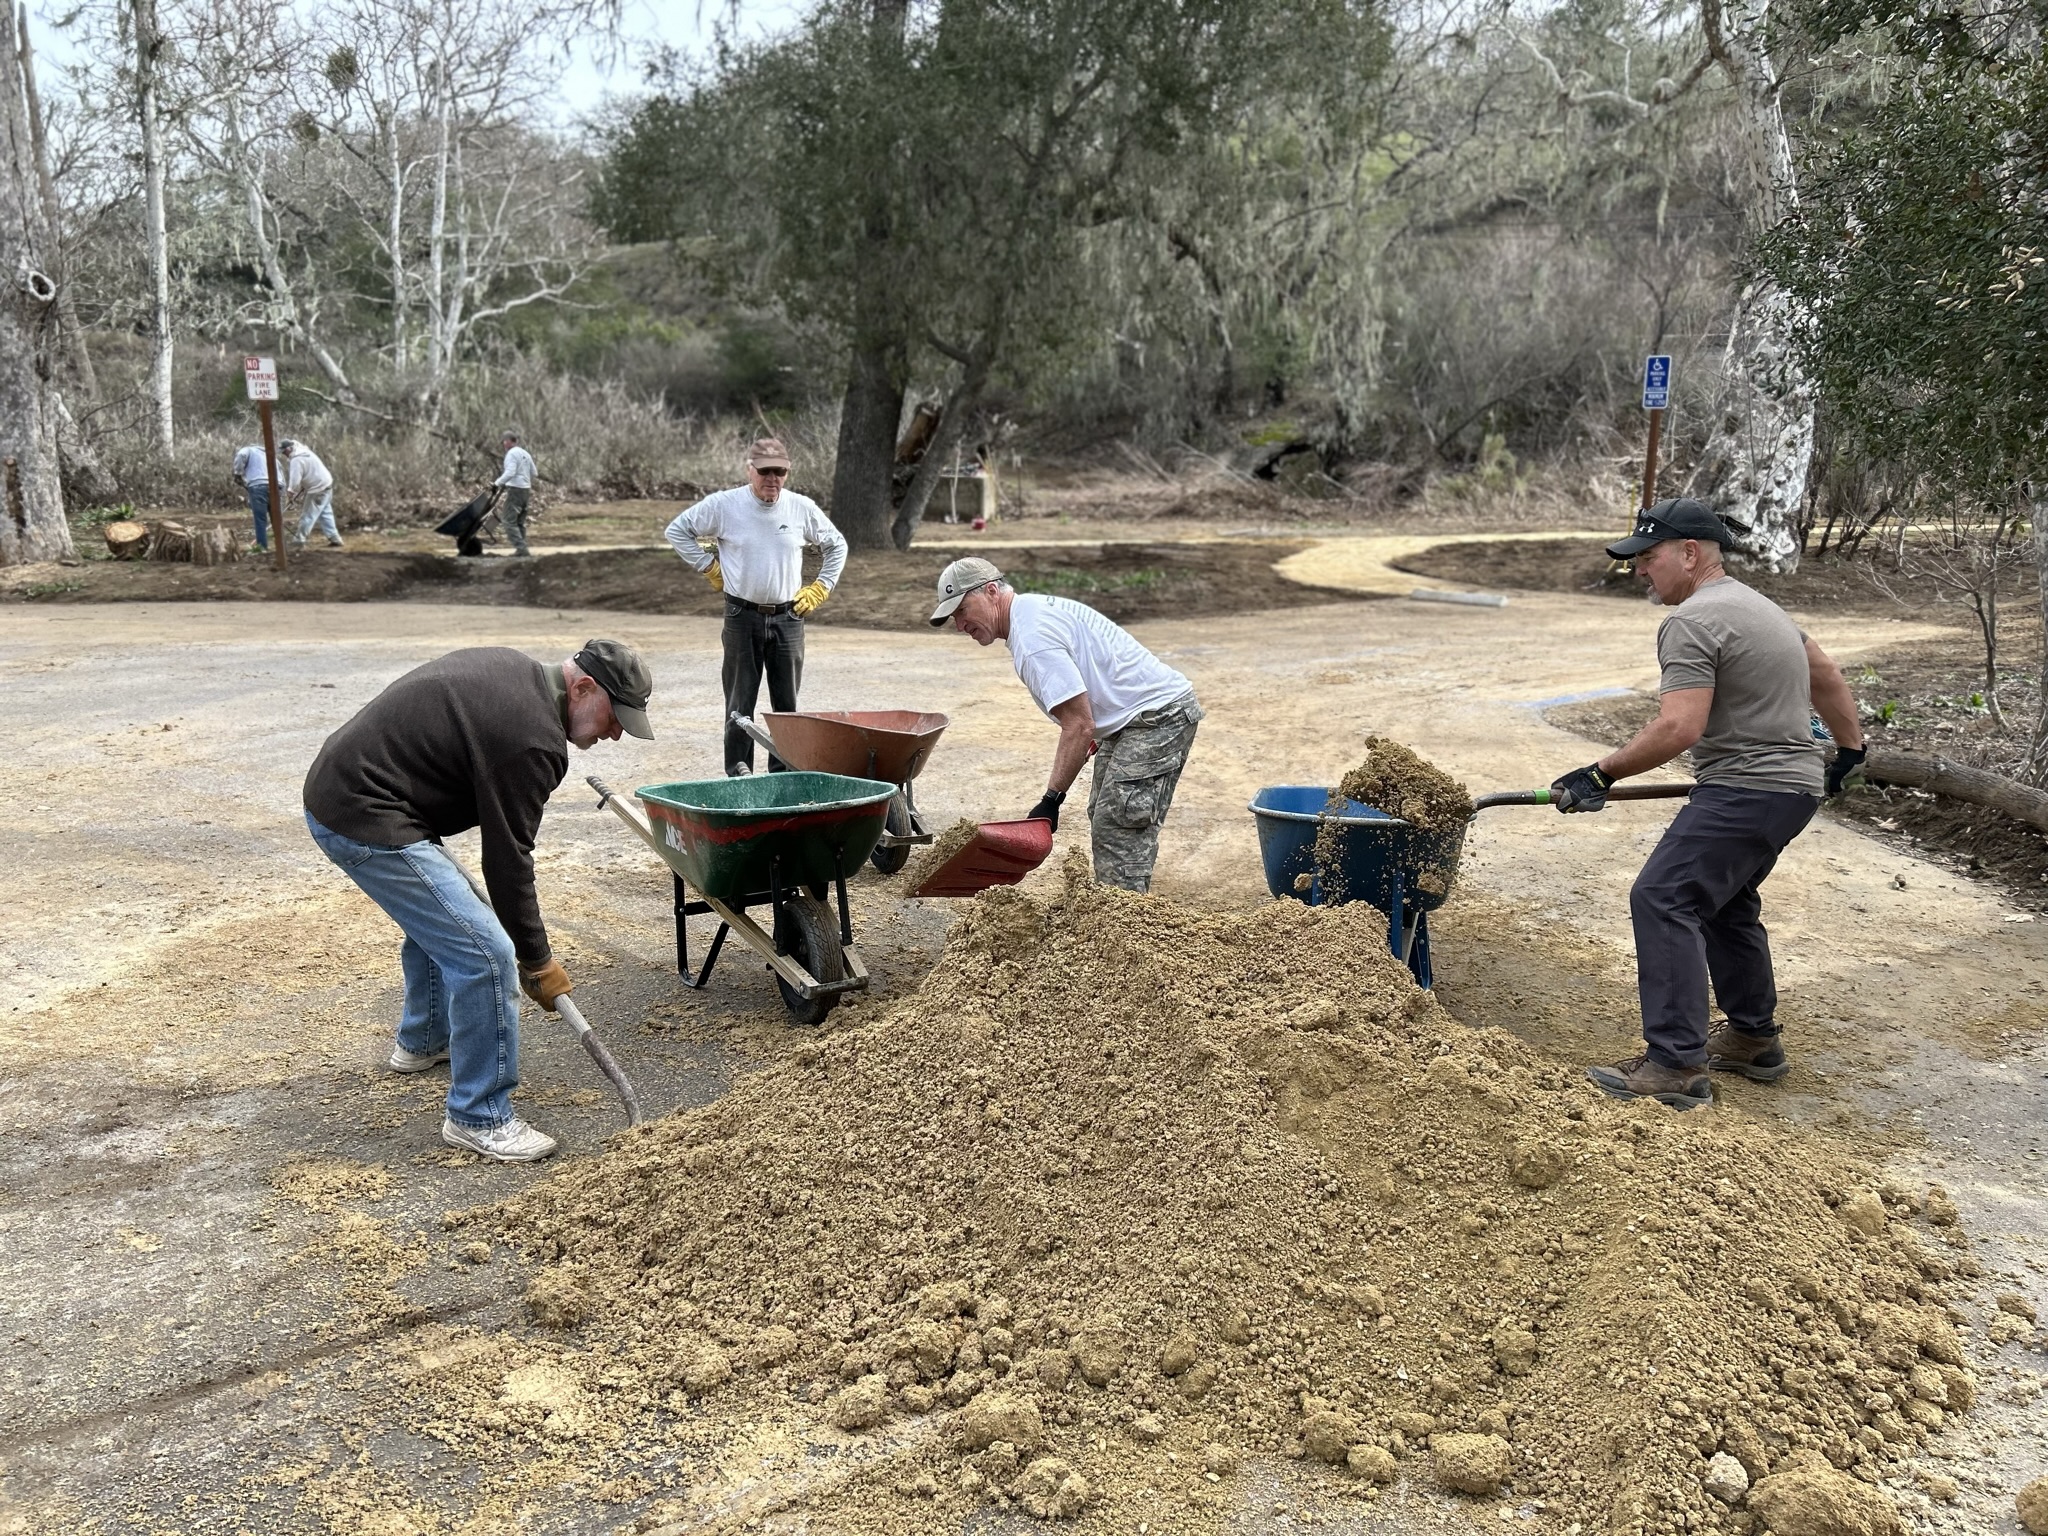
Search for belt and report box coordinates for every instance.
[725,597,796,615]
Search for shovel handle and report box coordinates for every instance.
[1474,783,1694,811]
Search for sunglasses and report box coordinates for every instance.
[752,465,788,477]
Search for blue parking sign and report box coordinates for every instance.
[1642,354,1672,410]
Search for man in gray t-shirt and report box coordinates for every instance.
[1547,498,1866,1109]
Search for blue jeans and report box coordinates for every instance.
[295,488,339,544]
[305,813,521,1128]
[243,482,270,550]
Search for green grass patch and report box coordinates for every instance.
[21,578,85,597]
[1009,567,1168,596]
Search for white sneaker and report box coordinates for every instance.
[388,1043,450,1073]
[441,1116,558,1163]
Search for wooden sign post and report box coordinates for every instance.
[1639,353,1671,512]
[244,355,285,569]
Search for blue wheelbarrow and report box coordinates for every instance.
[1250,781,1691,987]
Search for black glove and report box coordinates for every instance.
[1551,763,1612,813]
[1826,744,1867,797]
[1026,788,1066,830]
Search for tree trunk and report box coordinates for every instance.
[892,351,992,550]
[1691,0,1813,573]
[830,338,905,550]
[17,6,93,403]
[1864,747,2048,833]
[133,0,173,456]
[0,16,71,565]
[2031,485,2048,782]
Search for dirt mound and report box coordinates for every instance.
[442,856,1972,1530]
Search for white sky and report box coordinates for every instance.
[26,0,809,132]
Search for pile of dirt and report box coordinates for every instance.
[901,816,984,891]
[438,857,1973,1532]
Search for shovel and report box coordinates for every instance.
[1473,782,1693,811]
[907,818,1056,898]
[449,860,645,1127]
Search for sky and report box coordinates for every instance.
[26,0,809,129]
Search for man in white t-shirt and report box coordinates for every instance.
[930,556,1203,892]
[665,437,849,774]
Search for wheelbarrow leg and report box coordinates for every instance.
[674,871,729,990]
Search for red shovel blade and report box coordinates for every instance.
[908,818,1055,898]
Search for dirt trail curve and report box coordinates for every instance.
[1,585,2044,1533]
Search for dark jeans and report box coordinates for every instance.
[722,603,805,772]
[503,487,531,555]
[1631,783,1818,1069]
[244,482,270,550]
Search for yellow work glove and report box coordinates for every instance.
[793,579,830,617]
[704,560,724,592]
[519,958,573,1011]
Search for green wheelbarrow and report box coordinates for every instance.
[588,771,895,1026]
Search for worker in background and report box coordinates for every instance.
[302,640,654,1162]
[495,429,537,557]
[664,437,847,776]
[281,437,341,549]
[931,557,1203,893]
[1551,498,1865,1110]
[230,441,271,553]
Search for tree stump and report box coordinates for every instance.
[144,519,191,561]
[188,523,240,566]
[103,519,149,559]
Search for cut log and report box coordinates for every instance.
[103,519,149,559]
[144,519,191,562]
[1864,748,2048,834]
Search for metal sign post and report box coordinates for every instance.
[244,356,285,569]
[1639,354,1671,512]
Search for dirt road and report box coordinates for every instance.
[3,584,2044,1533]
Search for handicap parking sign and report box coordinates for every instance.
[1642,354,1671,410]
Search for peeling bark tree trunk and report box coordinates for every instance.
[18,6,92,404]
[2031,485,2048,782]
[133,0,173,456]
[892,349,993,550]
[830,336,906,550]
[0,13,72,563]
[1692,0,1813,573]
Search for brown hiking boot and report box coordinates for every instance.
[1706,1024,1790,1083]
[1585,1052,1713,1111]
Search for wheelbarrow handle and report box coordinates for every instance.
[728,712,780,757]
[588,774,658,851]
[1473,783,1694,811]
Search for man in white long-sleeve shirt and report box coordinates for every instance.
[282,438,341,549]
[495,429,537,557]
[664,437,849,775]
[229,442,273,552]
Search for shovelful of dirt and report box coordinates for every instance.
[431,856,1973,1533]
[1334,737,1475,832]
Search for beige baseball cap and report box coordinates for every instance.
[929,557,1005,626]
[746,436,791,471]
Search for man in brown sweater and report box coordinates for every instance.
[304,641,653,1161]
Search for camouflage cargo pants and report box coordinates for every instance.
[1087,691,1204,893]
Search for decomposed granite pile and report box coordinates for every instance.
[444,856,1974,1532]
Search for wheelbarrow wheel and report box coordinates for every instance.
[773,894,845,1027]
[868,794,914,875]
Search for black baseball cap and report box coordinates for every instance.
[574,639,654,739]
[1606,497,1738,559]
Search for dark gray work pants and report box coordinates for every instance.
[1631,784,1818,1069]
[722,602,804,773]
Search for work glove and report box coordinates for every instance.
[793,579,830,617]
[1551,763,1612,814]
[704,560,724,592]
[1825,744,1868,798]
[1025,788,1066,831]
[519,958,573,1011]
